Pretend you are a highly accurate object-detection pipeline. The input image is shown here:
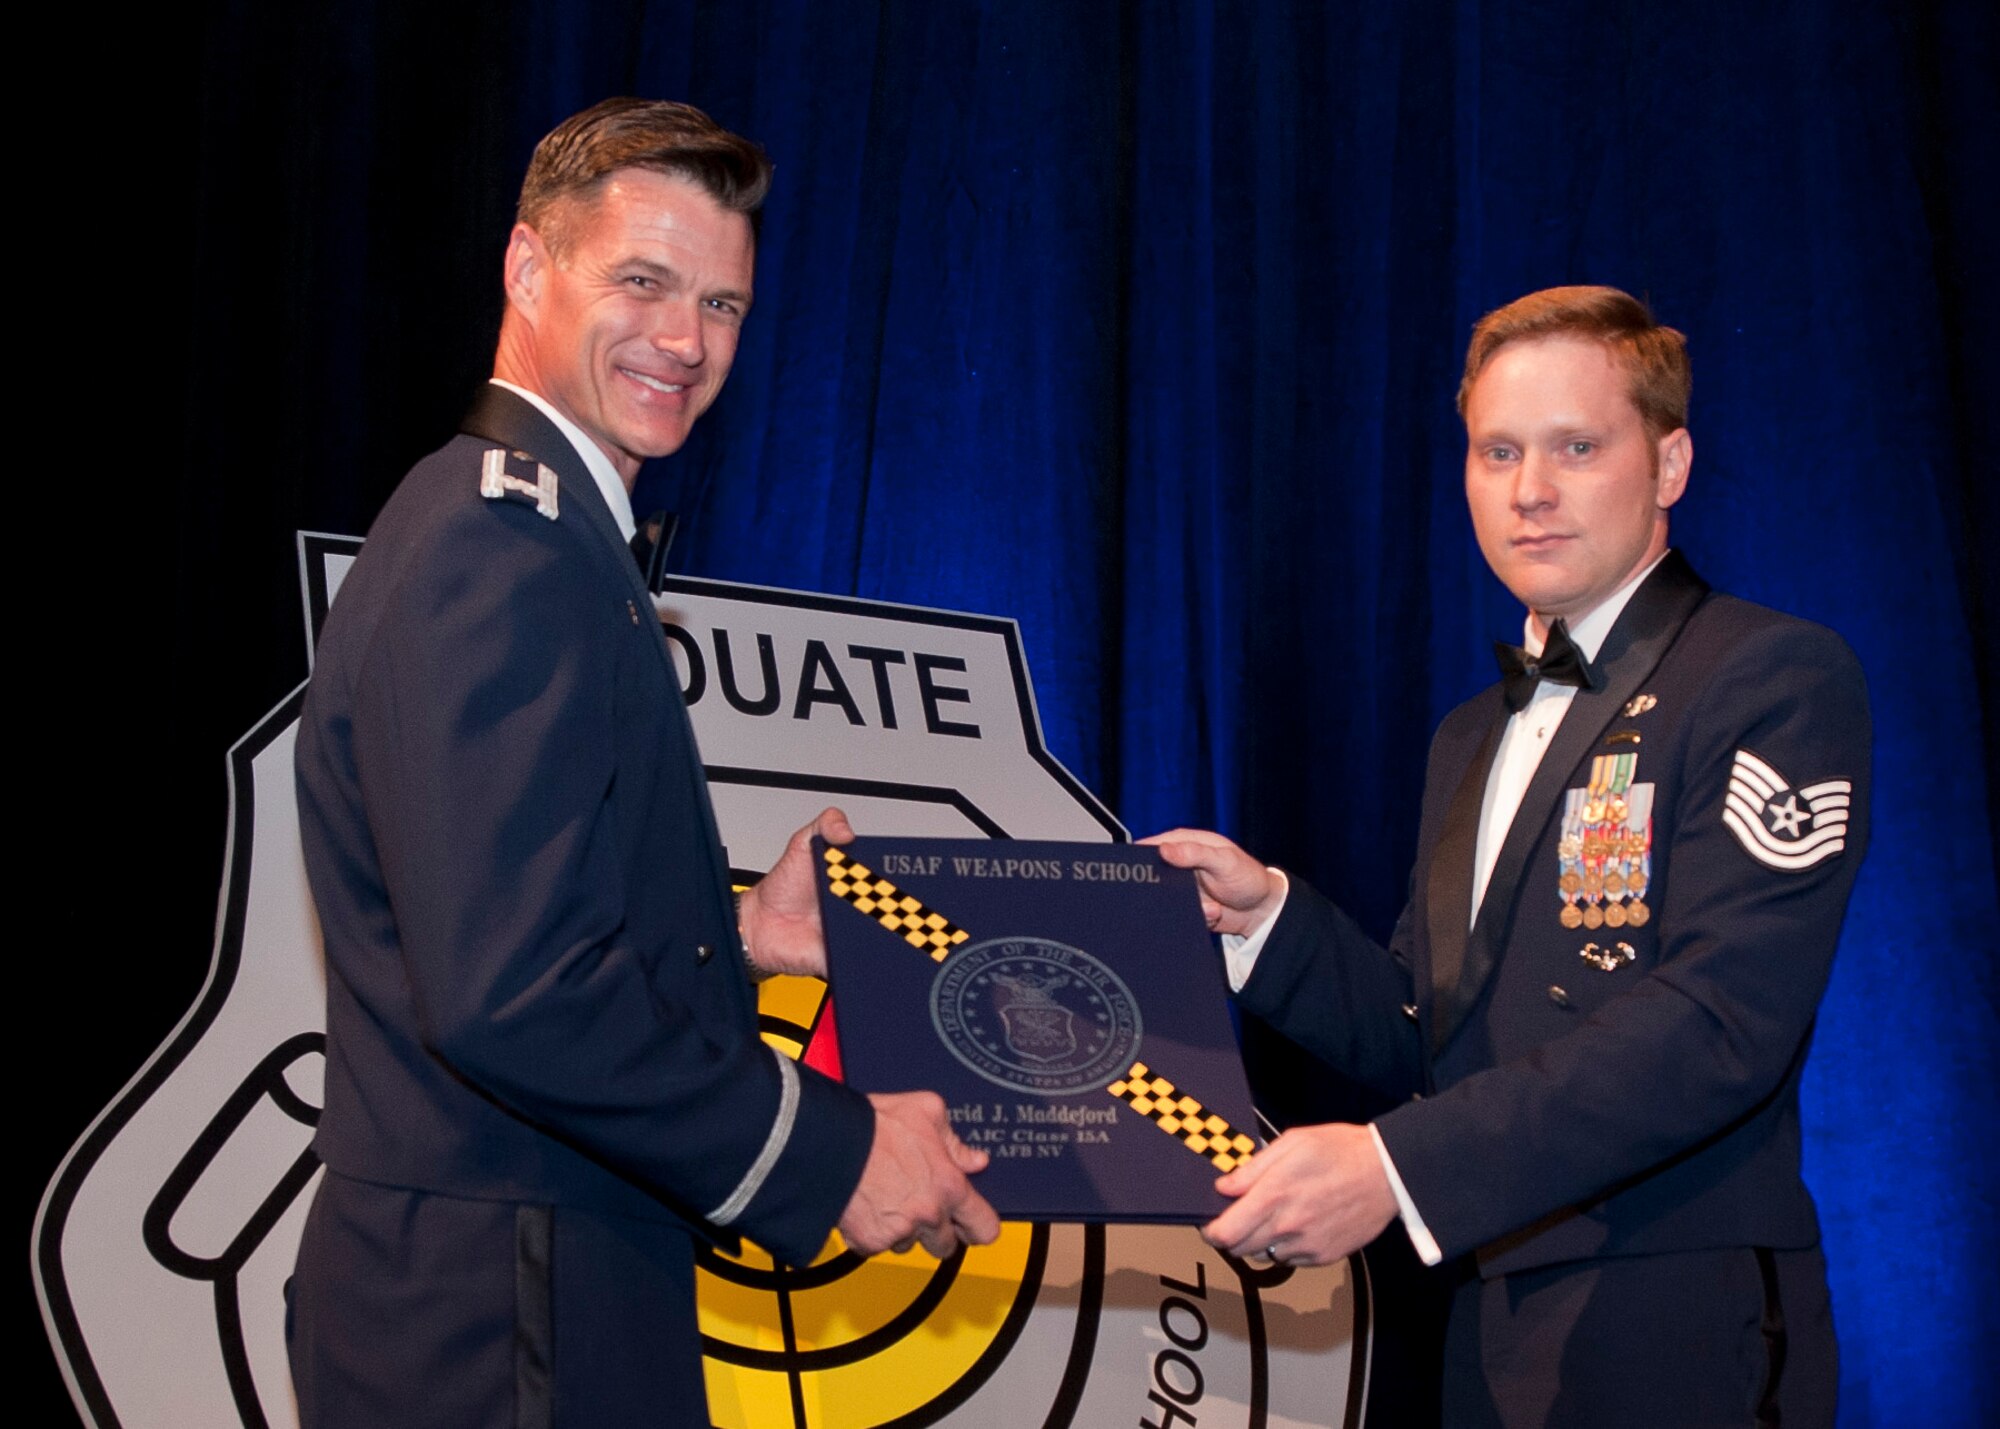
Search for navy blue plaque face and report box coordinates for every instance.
[816,837,1261,1223]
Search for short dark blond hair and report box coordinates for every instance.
[1457,286,1691,442]
[517,97,772,255]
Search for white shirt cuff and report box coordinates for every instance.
[1219,869,1290,992]
[1369,1123,1443,1266]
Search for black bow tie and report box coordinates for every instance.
[1494,618,1597,712]
[630,510,679,595]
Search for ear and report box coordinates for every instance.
[502,223,550,318]
[1655,428,1692,511]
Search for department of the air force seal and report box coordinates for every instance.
[930,937,1143,1096]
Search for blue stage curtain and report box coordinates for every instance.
[656,13,2000,1416]
[82,2,1995,1425]
[654,7,2000,1423]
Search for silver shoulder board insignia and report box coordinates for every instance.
[1722,748,1851,871]
[479,448,559,520]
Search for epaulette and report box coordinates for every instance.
[478,447,559,520]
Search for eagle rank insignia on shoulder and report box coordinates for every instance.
[1723,748,1852,871]
[479,447,559,520]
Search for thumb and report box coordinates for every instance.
[813,806,857,845]
[1148,838,1204,868]
[944,1128,989,1175]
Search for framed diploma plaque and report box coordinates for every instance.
[815,836,1261,1222]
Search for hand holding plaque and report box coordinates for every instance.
[815,836,1262,1223]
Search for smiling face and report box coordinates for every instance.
[1462,335,1691,633]
[495,167,755,484]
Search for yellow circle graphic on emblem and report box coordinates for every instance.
[699,1225,1044,1428]
[698,975,1047,1428]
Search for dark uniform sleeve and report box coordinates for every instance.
[1376,622,1870,1261]
[1234,703,1487,1103]
[350,494,870,1262]
[1234,883,1428,1104]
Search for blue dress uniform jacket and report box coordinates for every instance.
[290,385,875,1429]
[1236,553,1869,1424]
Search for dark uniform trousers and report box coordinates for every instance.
[1237,554,1868,1428]
[1441,1244,1836,1427]
[290,1174,707,1429]
[290,386,875,1428]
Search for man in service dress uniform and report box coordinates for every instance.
[1152,286,1868,1427]
[289,99,998,1429]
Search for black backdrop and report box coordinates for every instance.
[29,2,1998,1424]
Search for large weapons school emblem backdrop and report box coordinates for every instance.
[34,535,1367,1429]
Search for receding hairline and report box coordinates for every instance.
[523,165,761,262]
[514,97,772,256]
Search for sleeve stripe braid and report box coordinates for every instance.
[707,1048,799,1226]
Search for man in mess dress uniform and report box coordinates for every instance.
[1153,286,1868,1427]
[290,99,997,1429]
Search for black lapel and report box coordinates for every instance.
[1435,552,1711,1048]
[458,383,735,874]
[1425,708,1506,1056]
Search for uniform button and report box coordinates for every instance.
[695,944,715,965]
[1548,985,1572,1008]
[1400,1003,1420,1022]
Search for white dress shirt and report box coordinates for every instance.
[1222,552,1670,1264]
[489,379,638,543]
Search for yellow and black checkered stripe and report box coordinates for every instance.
[1107,1062,1258,1172]
[823,847,1258,1173]
[822,847,970,960]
